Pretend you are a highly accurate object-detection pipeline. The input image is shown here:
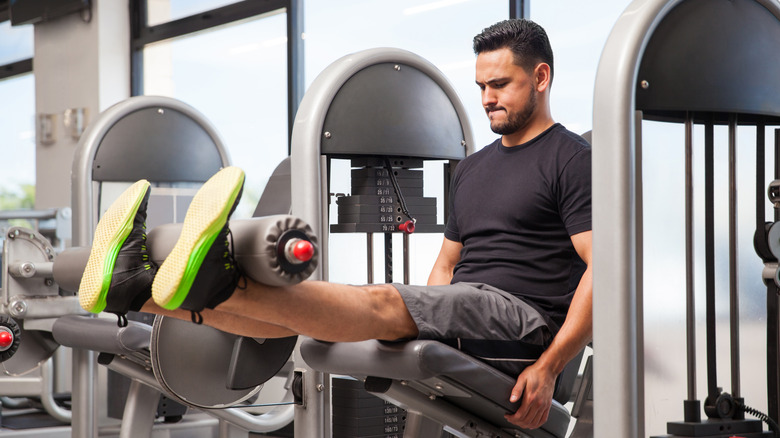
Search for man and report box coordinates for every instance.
[78,19,591,430]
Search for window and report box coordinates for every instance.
[0,21,35,211]
[146,0,243,26]
[0,20,33,65]
[132,1,297,218]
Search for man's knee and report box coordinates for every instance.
[364,284,418,339]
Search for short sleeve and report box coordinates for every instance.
[558,147,592,235]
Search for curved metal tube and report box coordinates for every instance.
[41,357,72,424]
[592,1,682,437]
[106,355,294,433]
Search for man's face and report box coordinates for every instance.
[475,48,537,136]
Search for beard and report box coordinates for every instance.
[486,88,537,136]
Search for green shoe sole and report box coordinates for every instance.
[152,167,245,310]
[79,180,151,313]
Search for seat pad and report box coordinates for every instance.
[300,338,570,438]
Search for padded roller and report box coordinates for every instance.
[55,215,319,294]
[148,215,318,287]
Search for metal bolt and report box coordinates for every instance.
[428,394,436,400]
[316,384,324,392]
[434,384,444,391]
[461,140,466,147]
[394,65,401,71]
[640,80,650,89]
[9,300,27,318]
[324,131,332,139]
[45,279,54,287]
[157,108,165,115]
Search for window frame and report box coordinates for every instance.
[0,58,32,81]
[128,0,303,149]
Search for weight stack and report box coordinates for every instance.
[332,377,406,438]
[331,158,443,234]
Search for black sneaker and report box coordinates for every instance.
[152,167,245,323]
[79,180,156,326]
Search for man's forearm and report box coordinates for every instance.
[535,265,593,375]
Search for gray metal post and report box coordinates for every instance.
[592,1,682,437]
[728,116,742,399]
[684,114,697,404]
[119,381,160,438]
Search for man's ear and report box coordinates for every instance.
[534,63,552,92]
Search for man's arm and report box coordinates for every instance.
[427,237,463,286]
[504,230,593,429]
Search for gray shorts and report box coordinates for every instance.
[392,282,556,377]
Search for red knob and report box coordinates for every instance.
[291,239,314,262]
[399,220,416,234]
[0,331,14,349]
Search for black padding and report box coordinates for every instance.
[92,106,223,182]
[300,339,571,438]
[52,315,151,355]
[322,63,466,160]
[637,0,780,123]
[226,336,297,390]
[301,339,437,380]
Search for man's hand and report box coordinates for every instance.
[504,361,557,429]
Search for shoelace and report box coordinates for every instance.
[190,311,203,325]
[189,229,246,326]
[227,228,248,290]
[112,223,153,328]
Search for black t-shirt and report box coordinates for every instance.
[444,123,592,328]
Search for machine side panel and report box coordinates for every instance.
[322,63,467,160]
[92,107,223,183]
[637,0,780,122]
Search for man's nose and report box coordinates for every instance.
[482,88,497,107]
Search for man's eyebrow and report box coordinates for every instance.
[476,77,510,86]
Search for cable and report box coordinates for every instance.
[738,401,780,437]
[383,158,416,232]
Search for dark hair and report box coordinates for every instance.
[473,19,554,82]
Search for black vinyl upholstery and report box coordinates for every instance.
[301,338,571,438]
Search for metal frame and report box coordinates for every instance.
[592,1,780,437]
[290,46,474,438]
[0,58,33,82]
[70,95,231,438]
[509,0,530,18]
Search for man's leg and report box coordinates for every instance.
[142,301,298,338]
[79,167,417,342]
[217,281,418,342]
[141,281,418,342]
